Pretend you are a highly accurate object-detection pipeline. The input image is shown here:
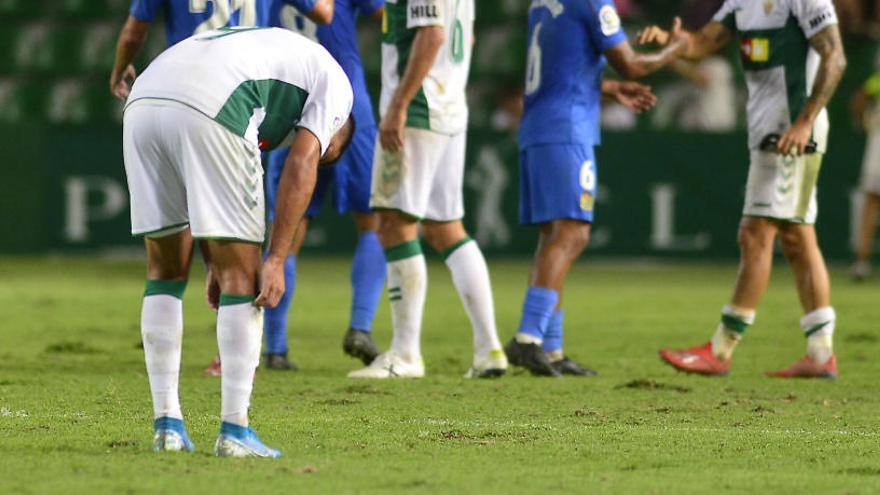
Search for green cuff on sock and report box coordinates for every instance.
[144,279,187,299]
[440,236,473,261]
[219,294,256,307]
[721,314,750,334]
[385,240,423,262]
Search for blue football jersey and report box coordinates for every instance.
[129,0,257,46]
[518,0,627,149]
[259,0,383,129]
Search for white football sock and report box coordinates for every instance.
[217,297,263,427]
[711,305,755,361]
[386,242,427,363]
[801,306,835,364]
[443,238,502,357]
[141,294,184,420]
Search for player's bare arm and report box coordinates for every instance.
[109,16,150,101]
[255,129,323,308]
[777,24,847,155]
[601,80,657,113]
[604,17,687,80]
[379,25,444,151]
[302,0,335,24]
[637,20,732,61]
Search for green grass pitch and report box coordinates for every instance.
[1,256,879,494]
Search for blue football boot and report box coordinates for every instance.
[214,422,282,458]
[152,416,195,453]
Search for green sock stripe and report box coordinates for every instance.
[721,314,750,334]
[440,236,473,261]
[804,321,831,337]
[389,287,401,293]
[389,295,402,301]
[219,294,256,306]
[385,240,423,262]
[144,279,187,299]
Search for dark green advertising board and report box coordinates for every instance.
[0,125,868,260]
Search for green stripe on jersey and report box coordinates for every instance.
[214,79,309,150]
[737,15,809,122]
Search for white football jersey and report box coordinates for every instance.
[713,0,838,152]
[380,0,474,135]
[127,27,353,154]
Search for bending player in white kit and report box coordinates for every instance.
[122,27,354,456]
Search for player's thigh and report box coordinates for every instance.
[177,110,266,244]
[860,131,880,195]
[518,144,597,226]
[424,132,466,222]
[370,127,442,219]
[122,102,189,237]
[144,228,194,280]
[334,125,377,215]
[744,151,821,224]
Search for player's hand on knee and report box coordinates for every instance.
[255,258,286,308]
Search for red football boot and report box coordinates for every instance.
[764,355,837,379]
[659,342,730,376]
[203,355,221,377]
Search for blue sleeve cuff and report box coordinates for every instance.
[129,0,159,22]
[599,31,628,53]
[285,0,319,14]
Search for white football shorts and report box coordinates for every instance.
[742,150,823,225]
[369,128,465,222]
[123,99,265,242]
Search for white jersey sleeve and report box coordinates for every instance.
[711,0,740,29]
[791,0,838,39]
[296,56,353,155]
[407,0,444,29]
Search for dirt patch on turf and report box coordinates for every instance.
[437,429,529,445]
[841,467,880,476]
[44,341,102,354]
[844,333,878,343]
[317,398,360,406]
[107,439,138,449]
[338,384,391,396]
[616,379,691,393]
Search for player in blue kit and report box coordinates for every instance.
[504,0,688,376]
[257,0,387,369]
[109,0,258,100]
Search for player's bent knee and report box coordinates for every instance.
[552,220,591,255]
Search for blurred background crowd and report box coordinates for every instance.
[0,0,877,134]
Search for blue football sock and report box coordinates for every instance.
[349,231,386,332]
[543,309,564,353]
[263,255,296,354]
[516,286,559,340]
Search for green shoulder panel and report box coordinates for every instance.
[214,79,310,150]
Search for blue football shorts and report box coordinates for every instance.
[519,143,598,225]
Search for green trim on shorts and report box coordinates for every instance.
[219,294,256,307]
[385,240,423,262]
[144,279,188,299]
[134,222,190,238]
[193,236,264,246]
[440,236,473,261]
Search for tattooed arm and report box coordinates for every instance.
[777,24,847,155]
[636,20,733,61]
